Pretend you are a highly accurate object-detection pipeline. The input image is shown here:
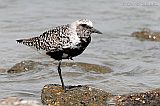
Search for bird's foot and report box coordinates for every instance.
[62,86,67,92]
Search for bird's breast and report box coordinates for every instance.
[46,38,91,60]
[63,37,91,58]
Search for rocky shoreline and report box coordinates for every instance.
[0,60,160,106]
[0,87,159,106]
[41,84,160,106]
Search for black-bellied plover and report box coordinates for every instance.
[16,19,102,91]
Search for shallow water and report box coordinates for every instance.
[0,0,160,100]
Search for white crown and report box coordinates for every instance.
[76,19,93,27]
[71,19,93,29]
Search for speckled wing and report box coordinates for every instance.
[16,24,71,52]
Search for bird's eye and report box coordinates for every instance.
[81,24,87,27]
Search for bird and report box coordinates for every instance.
[16,19,102,91]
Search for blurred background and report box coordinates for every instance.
[0,0,160,100]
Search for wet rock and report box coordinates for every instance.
[59,62,112,74]
[7,60,40,73]
[0,67,6,73]
[132,28,160,41]
[115,89,160,106]
[0,96,43,106]
[42,61,112,73]
[41,84,111,106]
[8,60,112,74]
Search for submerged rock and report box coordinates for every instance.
[58,62,112,74]
[41,84,112,106]
[132,28,160,41]
[115,89,160,106]
[0,67,6,73]
[0,96,43,106]
[7,60,40,73]
[8,60,112,74]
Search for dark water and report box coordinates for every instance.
[0,0,160,100]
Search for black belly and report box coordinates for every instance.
[46,41,90,60]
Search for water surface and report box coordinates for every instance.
[0,0,160,100]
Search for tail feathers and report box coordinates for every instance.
[16,38,39,50]
[16,39,24,43]
[16,37,42,50]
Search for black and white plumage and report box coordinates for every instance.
[16,19,102,91]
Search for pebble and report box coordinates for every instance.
[0,97,43,106]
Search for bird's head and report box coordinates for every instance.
[71,19,102,34]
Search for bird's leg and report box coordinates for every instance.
[57,60,66,91]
